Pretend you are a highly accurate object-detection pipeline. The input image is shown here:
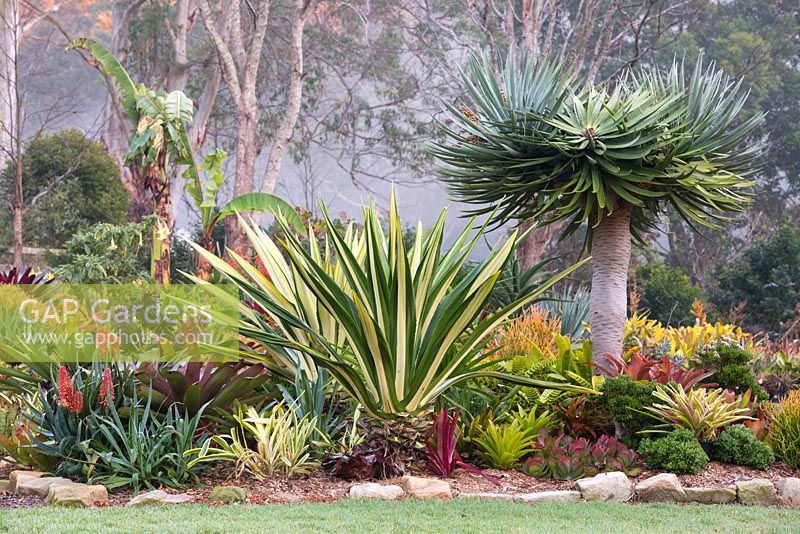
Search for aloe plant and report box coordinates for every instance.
[190,190,590,419]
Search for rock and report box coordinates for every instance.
[349,483,405,500]
[15,476,74,497]
[46,484,108,508]
[576,472,633,503]
[515,491,582,504]
[209,485,250,504]
[635,473,687,503]
[127,489,194,506]
[684,486,737,504]
[399,476,453,499]
[736,479,778,506]
[0,480,10,494]
[8,471,44,492]
[457,492,515,501]
[775,477,800,506]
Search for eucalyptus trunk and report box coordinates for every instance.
[589,204,631,370]
[225,108,257,257]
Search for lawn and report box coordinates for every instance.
[0,500,798,534]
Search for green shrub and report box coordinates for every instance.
[187,402,318,478]
[0,129,128,248]
[712,225,800,335]
[637,429,708,474]
[596,376,657,446]
[53,216,155,283]
[711,425,774,469]
[695,341,766,400]
[767,390,800,468]
[636,262,702,326]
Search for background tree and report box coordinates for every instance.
[635,262,702,326]
[0,129,128,248]
[712,225,800,336]
[432,54,764,366]
[196,0,314,254]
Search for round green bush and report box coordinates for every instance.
[711,425,774,470]
[597,376,657,446]
[637,429,709,475]
[695,342,767,401]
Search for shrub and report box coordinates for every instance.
[712,225,800,334]
[53,216,155,283]
[0,129,128,248]
[712,425,774,470]
[136,361,269,423]
[695,341,767,400]
[26,364,134,479]
[767,390,800,468]
[488,306,561,360]
[425,408,497,483]
[638,429,708,474]
[473,417,533,469]
[596,353,713,391]
[85,391,207,491]
[596,376,657,445]
[636,262,702,326]
[322,443,404,480]
[644,382,754,442]
[26,366,205,491]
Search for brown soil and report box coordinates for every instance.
[2,461,799,509]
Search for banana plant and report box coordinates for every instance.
[186,149,304,280]
[67,38,303,283]
[189,189,592,420]
[67,38,197,284]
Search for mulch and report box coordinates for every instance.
[2,461,799,509]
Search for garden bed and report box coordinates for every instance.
[3,461,799,510]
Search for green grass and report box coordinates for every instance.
[1,500,799,534]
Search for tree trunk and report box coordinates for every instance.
[516,218,564,269]
[196,234,214,281]
[11,203,22,264]
[0,0,17,177]
[225,107,258,256]
[261,0,308,195]
[11,120,22,264]
[102,0,150,220]
[589,204,632,369]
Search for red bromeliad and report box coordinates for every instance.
[426,408,499,485]
[595,352,714,391]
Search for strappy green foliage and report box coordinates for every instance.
[190,191,590,419]
[431,53,764,243]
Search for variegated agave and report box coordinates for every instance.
[189,190,590,419]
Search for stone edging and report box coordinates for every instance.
[5,470,799,507]
[350,472,800,507]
